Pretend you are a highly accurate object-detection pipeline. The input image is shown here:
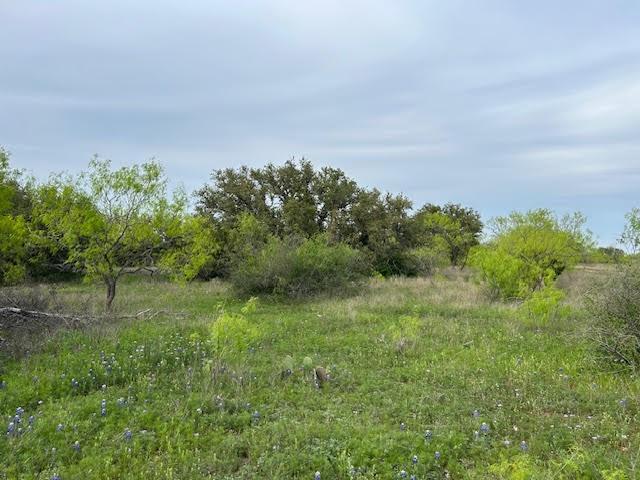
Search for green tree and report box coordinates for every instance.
[414,203,483,267]
[0,148,31,285]
[470,209,592,299]
[620,208,640,254]
[34,157,208,310]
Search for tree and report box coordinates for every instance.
[34,157,205,310]
[0,148,30,285]
[620,208,640,254]
[414,203,482,267]
[470,209,593,299]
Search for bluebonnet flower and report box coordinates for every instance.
[424,429,432,440]
[619,399,628,408]
[51,474,61,480]
[435,451,441,460]
[252,411,261,423]
[412,455,418,465]
[117,397,126,408]
[480,422,490,434]
[472,409,480,418]
[473,430,480,441]
[71,378,79,389]
[29,415,35,426]
[0,380,6,389]
[314,472,321,480]
[16,407,25,417]
[400,422,406,431]
[520,440,528,452]
[410,476,417,480]
[124,428,132,441]
[101,399,107,417]
[400,470,407,478]
[72,440,81,452]
[7,421,16,436]
[56,423,64,432]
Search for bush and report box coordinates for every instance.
[230,234,369,297]
[518,285,570,327]
[586,261,640,367]
[468,247,531,299]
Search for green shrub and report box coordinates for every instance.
[586,261,640,367]
[518,285,570,327]
[210,298,260,354]
[230,234,369,297]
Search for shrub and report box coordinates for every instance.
[518,285,570,327]
[210,298,260,354]
[229,234,369,297]
[469,209,592,300]
[402,244,450,277]
[586,261,640,367]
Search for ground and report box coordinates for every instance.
[1,271,638,479]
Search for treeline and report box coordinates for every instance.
[0,148,635,308]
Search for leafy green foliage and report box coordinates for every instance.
[470,209,592,299]
[518,285,570,327]
[414,203,483,267]
[230,233,369,297]
[620,208,640,254]
[210,298,260,354]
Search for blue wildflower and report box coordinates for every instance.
[472,409,480,418]
[412,455,418,464]
[314,472,321,480]
[56,423,64,432]
[520,440,529,452]
[72,440,81,452]
[124,428,132,441]
[435,451,441,460]
[400,422,406,431]
[480,422,490,434]
[400,470,407,478]
[424,429,432,440]
[51,474,61,480]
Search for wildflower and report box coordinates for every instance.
[29,415,35,426]
[196,408,202,415]
[503,439,511,447]
[472,409,480,418]
[72,440,81,452]
[15,406,24,417]
[0,380,6,389]
[252,411,261,423]
[315,472,321,480]
[71,378,79,388]
[51,474,61,480]
[480,422,490,434]
[56,423,64,432]
[412,455,418,464]
[424,429,432,440]
[473,430,480,441]
[117,397,126,408]
[7,421,15,436]
[124,428,132,441]
[400,422,406,431]
[619,399,628,408]
[400,470,407,478]
[520,440,528,452]
[435,451,441,460]
[410,476,417,480]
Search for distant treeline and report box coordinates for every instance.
[0,147,635,307]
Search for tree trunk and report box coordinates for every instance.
[105,278,117,311]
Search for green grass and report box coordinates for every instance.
[1,275,639,479]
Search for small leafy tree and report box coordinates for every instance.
[470,209,592,299]
[35,157,211,310]
[620,208,640,254]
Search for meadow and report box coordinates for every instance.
[1,270,638,479]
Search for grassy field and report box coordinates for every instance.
[1,272,639,479]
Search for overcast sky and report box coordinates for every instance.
[1,1,639,245]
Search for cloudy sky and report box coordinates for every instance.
[2,1,639,245]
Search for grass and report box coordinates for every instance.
[1,273,639,479]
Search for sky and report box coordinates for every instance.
[1,1,639,245]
